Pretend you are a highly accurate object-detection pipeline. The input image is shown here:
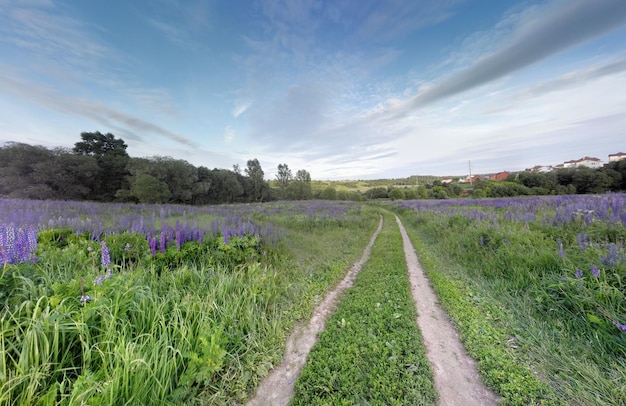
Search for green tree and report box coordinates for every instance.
[130,174,171,203]
[73,132,130,201]
[287,169,312,200]
[208,169,244,203]
[388,188,405,200]
[319,186,337,200]
[0,142,55,198]
[275,163,292,199]
[33,148,99,200]
[245,159,267,202]
[192,166,213,205]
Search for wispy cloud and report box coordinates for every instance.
[397,0,626,114]
[0,74,198,148]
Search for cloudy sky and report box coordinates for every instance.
[1,0,626,179]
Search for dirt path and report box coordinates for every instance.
[395,214,500,406]
[247,216,384,406]
[248,214,499,405]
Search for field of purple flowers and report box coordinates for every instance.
[388,193,625,404]
[0,198,377,405]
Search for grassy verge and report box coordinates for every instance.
[391,198,625,405]
[291,212,437,405]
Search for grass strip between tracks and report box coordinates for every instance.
[290,212,438,405]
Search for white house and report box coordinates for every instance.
[608,152,626,162]
[563,156,604,169]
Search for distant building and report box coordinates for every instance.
[488,171,509,181]
[459,175,482,184]
[608,152,626,162]
[563,156,604,169]
[528,165,553,173]
[441,177,453,184]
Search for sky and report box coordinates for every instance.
[1,0,626,180]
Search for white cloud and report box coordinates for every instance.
[223,126,236,143]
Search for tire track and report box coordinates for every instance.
[247,215,384,406]
[395,214,499,406]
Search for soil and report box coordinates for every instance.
[247,214,499,406]
[395,214,499,406]
[247,216,383,406]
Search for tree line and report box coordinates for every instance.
[0,132,313,204]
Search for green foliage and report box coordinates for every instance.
[388,187,405,200]
[37,228,77,249]
[363,186,388,200]
[130,173,171,203]
[103,232,149,266]
[292,213,437,405]
[391,201,626,405]
[319,186,337,200]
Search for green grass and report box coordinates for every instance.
[391,203,625,405]
[0,202,380,405]
[291,212,438,405]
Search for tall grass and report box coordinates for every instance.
[388,194,626,405]
[1,200,380,404]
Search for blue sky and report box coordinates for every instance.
[1,0,626,180]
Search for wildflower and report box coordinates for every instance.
[87,246,93,253]
[80,294,91,304]
[95,275,105,286]
[101,241,111,268]
[575,269,583,279]
[106,268,112,279]
[590,265,600,278]
[600,243,619,268]
[124,243,131,251]
[612,321,626,333]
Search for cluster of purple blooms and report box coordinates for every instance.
[0,226,38,266]
[94,241,113,286]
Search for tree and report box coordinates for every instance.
[319,186,337,200]
[73,132,130,201]
[207,169,244,203]
[121,156,198,204]
[32,148,99,200]
[192,166,212,205]
[275,164,292,198]
[130,174,171,203]
[0,142,54,198]
[287,169,312,200]
[245,159,267,202]
[388,188,405,200]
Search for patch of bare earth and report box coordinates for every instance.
[395,214,500,406]
[247,216,384,406]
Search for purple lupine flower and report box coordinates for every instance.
[575,269,583,279]
[80,294,91,304]
[101,241,111,268]
[600,243,619,268]
[612,321,626,333]
[124,243,131,251]
[149,236,157,257]
[590,265,600,278]
[160,233,166,254]
[95,275,105,286]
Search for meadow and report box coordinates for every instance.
[0,198,379,404]
[1,194,625,404]
[387,193,626,405]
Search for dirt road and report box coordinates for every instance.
[248,214,499,405]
